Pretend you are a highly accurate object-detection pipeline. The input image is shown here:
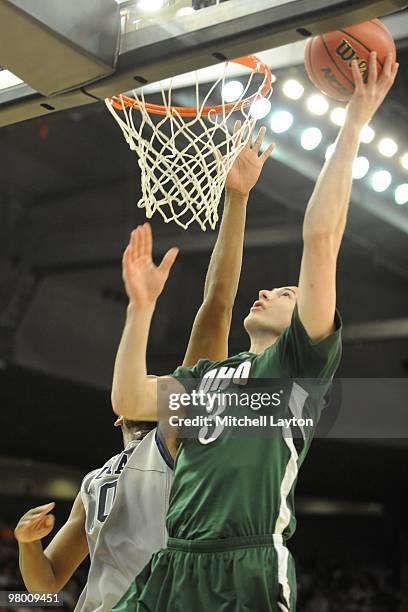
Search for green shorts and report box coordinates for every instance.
[113,534,296,612]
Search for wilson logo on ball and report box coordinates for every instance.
[336,39,368,76]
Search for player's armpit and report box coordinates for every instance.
[297,233,337,342]
[43,493,89,591]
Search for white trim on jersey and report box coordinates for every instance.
[273,382,310,611]
[274,434,298,611]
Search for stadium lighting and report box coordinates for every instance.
[176,6,196,16]
[137,0,165,11]
[282,79,304,100]
[325,143,336,160]
[249,97,272,119]
[352,156,369,179]
[222,80,244,102]
[399,152,408,170]
[270,110,294,133]
[300,127,322,151]
[378,137,398,158]
[395,184,408,205]
[0,69,23,90]
[360,124,375,144]
[307,94,329,116]
[330,107,346,127]
[371,170,392,192]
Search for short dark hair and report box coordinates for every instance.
[122,419,157,440]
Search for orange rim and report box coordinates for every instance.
[108,55,272,117]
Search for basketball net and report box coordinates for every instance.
[105,56,272,230]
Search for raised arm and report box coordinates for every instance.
[298,52,398,341]
[183,124,275,366]
[15,496,88,593]
[111,223,180,421]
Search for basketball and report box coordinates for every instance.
[304,18,397,101]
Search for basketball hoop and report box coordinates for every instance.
[105,55,273,230]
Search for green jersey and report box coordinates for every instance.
[167,305,342,542]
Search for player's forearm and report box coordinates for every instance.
[302,114,361,250]
[18,541,58,593]
[111,303,155,419]
[203,189,248,308]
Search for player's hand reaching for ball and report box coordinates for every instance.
[347,51,399,127]
[225,121,276,196]
[14,502,56,544]
[122,223,178,309]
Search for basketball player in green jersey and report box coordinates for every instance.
[112,53,398,611]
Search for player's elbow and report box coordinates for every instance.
[111,389,154,421]
[111,388,121,416]
[22,571,59,595]
[111,390,136,419]
[201,289,234,318]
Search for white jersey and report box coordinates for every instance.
[74,428,173,612]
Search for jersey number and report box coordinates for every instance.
[97,481,117,523]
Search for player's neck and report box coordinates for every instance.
[122,430,138,447]
[248,330,279,355]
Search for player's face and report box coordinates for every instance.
[244,286,298,336]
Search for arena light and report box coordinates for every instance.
[378,137,398,158]
[325,143,336,160]
[300,127,322,151]
[330,107,346,127]
[0,69,23,90]
[222,80,244,102]
[176,6,196,16]
[306,94,329,116]
[371,170,392,192]
[352,156,369,179]
[137,0,165,11]
[360,124,375,144]
[395,184,408,205]
[249,97,272,119]
[282,79,304,100]
[270,110,293,133]
[400,152,408,171]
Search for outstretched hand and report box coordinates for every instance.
[347,51,399,127]
[14,502,56,544]
[226,121,276,196]
[122,223,178,309]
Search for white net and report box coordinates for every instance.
[105,60,271,230]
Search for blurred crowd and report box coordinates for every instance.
[297,556,408,611]
[1,519,407,611]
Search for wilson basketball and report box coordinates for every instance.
[304,19,396,101]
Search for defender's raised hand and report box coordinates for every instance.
[347,51,399,127]
[15,502,56,544]
[122,223,178,309]
[226,122,276,197]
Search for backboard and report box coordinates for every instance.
[0,0,407,127]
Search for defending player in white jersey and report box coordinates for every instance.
[14,125,274,611]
